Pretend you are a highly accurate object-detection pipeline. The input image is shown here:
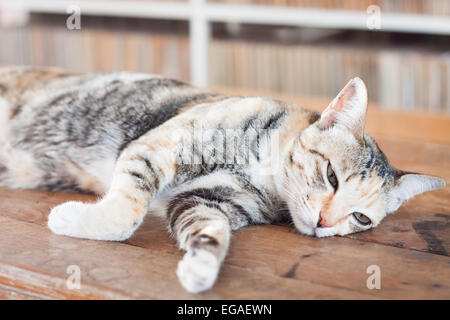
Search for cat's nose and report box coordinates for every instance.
[317,216,323,228]
[317,212,331,228]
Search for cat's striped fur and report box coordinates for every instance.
[0,67,445,292]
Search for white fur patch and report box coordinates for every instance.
[48,199,141,241]
[176,249,220,293]
[48,201,86,237]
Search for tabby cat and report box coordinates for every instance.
[0,67,445,293]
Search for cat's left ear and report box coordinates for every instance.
[318,77,368,139]
[387,171,446,213]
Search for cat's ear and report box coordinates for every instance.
[387,171,446,213]
[318,77,368,139]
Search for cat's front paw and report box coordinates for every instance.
[48,200,139,241]
[48,201,88,238]
[176,250,220,293]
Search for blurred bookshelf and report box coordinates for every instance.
[0,14,191,80]
[0,0,449,113]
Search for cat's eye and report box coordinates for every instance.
[352,212,371,226]
[327,162,338,190]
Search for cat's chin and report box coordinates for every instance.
[291,214,316,237]
[314,227,337,238]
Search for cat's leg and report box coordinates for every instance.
[172,204,231,293]
[167,177,269,292]
[48,136,177,241]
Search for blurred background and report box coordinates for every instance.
[0,0,449,113]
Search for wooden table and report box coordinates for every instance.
[0,89,449,299]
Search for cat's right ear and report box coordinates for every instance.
[387,171,446,213]
[318,77,368,139]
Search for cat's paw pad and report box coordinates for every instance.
[176,250,220,293]
[48,201,88,237]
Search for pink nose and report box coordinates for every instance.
[317,212,332,228]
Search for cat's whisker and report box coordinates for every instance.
[300,196,316,227]
[281,174,317,228]
[281,183,314,227]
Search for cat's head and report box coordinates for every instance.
[280,77,445,237]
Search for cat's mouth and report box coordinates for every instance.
[292,212,335,237]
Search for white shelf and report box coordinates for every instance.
[206,4,450,35]
[1,1,191,20]
[1,0,449,86]
[3,0,450,35]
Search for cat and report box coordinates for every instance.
[0,66,445,293]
